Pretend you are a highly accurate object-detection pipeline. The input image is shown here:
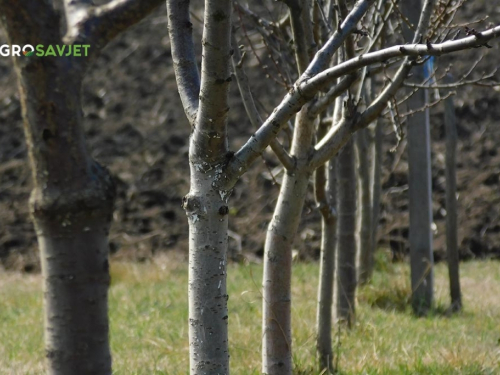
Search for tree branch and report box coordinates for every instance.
[167,0,200,126]
[302,0,373,79]
[305,26,500,90]
[218,24,500,189]
[231,36,295,170]
[192,0,232,159]
[64,0,164,58]
[310,60,412,170]
[284,0,313,73]
[307,73,359,119]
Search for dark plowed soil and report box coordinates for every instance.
[0,2,499,272]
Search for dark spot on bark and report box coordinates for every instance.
[215,78,226,85]
[103,259,109,272]
[278,361,285,367]
[42,128,53,142]
[226,76,232,82]
[229,49,234,55]
[213,10,226,22]
[219,206,229,215]
[222,315,228,320]
[46,350,55,359]
[184,21,193,29]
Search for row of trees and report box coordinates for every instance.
[1,0,498,374]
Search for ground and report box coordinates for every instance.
[1,257,499,374]
[0,2,500,271]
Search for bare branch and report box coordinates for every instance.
[303,0,373,78]
[167,0,200,126]
[284,0,314,73]
[193,0,232,159]
[397,90,454,117]
[218,24,500,189]
[231,35,294,170]
[64,0,164,57]
[306,26,500,90]
[310,60,412,170]
[308,74,359,119]
[233,1,276,31]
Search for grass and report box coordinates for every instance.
[1,253,500,374]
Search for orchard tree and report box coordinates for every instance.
[166,0,500,373]
[0,0,162,373]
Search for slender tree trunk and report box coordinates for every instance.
[407,83,434,315]
[335,137,357,327]
[443,77,462,311]
[402,0,434,316]
[370,120,382,261]
[262,169,309,375]
[184,161,230,374]
[315,105,338,372]
[356,128,373,284]
[262,102,317,375]
[315,159,337,373]
[16,51,114,375]
[178,1,233,373]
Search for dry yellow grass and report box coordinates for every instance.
[0,255,499,374]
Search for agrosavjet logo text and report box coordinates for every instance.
[0,44,90,57]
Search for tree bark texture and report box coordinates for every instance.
[444,80,462,311]
[315,160,337,373]
[370,120,382,263]
[335,138,357,328]
[262,103,317,375]
[402,0,435,316]
[15,39,114,375]
[355,128,373,284]
[181,0,233,373]
[0,0,163,372]
[262,169,309,375]
[184,165,230,374]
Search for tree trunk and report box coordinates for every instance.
[355,128,373,284]
[262,169,309,375]
[16,52,114,375]
[335,138,357,328]
[443,77,462,311]
[183,161,230,374]
[316,160,337,373]
[262,101,317,375]
[178,0,233,372]
[370,120,382,262]
[402,0,434,316]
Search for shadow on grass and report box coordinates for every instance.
[359,250,465,317]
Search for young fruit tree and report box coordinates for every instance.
[0,0,162,373]
[167,0,500,373]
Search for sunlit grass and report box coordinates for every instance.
[1,254,499,374]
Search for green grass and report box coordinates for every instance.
[1,254,500,374]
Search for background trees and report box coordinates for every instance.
[167,1,500,374]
